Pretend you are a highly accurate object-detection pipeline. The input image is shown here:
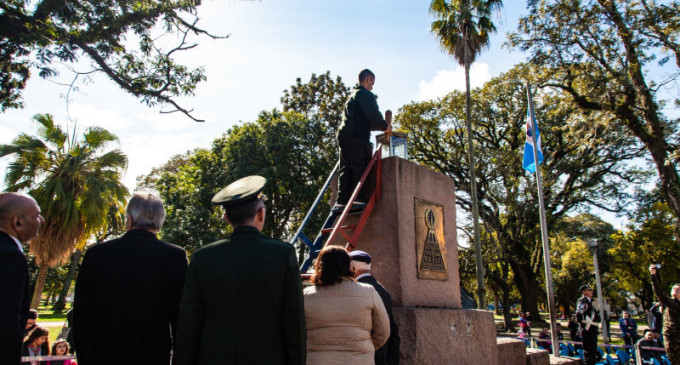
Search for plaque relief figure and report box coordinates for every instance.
[419,208,446,272]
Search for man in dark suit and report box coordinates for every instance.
[576,284,601,365]
[173,175,306,365]
[73,194,188,365]
[350,250,400,365]
[0,193,44,365]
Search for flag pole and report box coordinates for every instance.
[526,82,560,356]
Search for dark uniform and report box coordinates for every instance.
[650,272,680,365]
[337,85,388,205]
[576,290,601,365]
[173,176,306,365]
[350,250,400,365]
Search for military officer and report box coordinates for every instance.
[173,176,306,365]
[576,284,601,365]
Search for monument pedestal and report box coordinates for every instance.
[333,157,498,364]
[395,308,497,365]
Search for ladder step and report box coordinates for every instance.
[321,225,357,234]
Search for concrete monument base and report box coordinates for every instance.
[394,307,497,365]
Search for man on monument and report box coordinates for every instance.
[73,194,188,365]
[576,284,601,365]
[0,193,44,365]
[350,250,400,365]
[173,176,306,365]
[336,69,391,208]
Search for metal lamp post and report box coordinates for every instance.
[586,239,609,344]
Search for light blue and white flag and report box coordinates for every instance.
[523,97,543,173]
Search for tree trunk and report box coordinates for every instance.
[510,261,541,322]
[53,249,82,312]
[464,56,486,310]
[502,287,515,331]
[31,266,49,309]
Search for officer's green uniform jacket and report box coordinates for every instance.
[338,86,388,139]
[173,226,306,365]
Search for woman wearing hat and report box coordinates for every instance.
[303,246,389,364]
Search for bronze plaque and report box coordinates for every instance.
[414,198,448,280]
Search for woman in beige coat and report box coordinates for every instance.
[304,246,390,365]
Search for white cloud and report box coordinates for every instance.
[416,63,492,101]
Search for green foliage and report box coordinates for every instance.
[429,0,503,66]
[144,111,334,255]
[0,0,223,120]
[509,0,680,235]
[609,191,680,309]
[144,73,346,256]
[550,214,617,314]
[281,71,349,143]
[1,114,129,267]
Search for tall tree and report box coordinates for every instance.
[0,114,129,308]
[509,0,680,241]
[143,110,334,257]
[0,0,226,121]
[397,64,645,320]
[144,73,347,258]
[429,0,503,308]
[609,189,680,309]
[550,214,617,317]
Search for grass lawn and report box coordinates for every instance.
[37,304,70,345]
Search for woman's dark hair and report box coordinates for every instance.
[52,339,69,355]
[311,246,355,287]
[23,325,49,348]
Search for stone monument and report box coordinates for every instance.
[332,156,497,364]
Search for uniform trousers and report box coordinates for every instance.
[581,326,599,365]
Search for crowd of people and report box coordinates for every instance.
[1,175,401,365]
[514,274,679,365]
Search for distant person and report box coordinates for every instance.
[304,246,389,364]
[73,194,188,365]
[649,264,679,365]
[651,302,664,344]
[0,193,44,365]
[567,316,582,349]
[576,284,601,365]
[47,339,76,365]
[646,309,655,329]
[517,328,527,340]
[336,69,392,208]
[22,326,49,365]
[619,310,639,346]
[173,176,306,365]
[538,326,553,353]
[637,329,663,365]
[518,312,531,337]
[24,309,38,337]
[350,250,400,365]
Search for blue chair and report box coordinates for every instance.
[661,355,670,365]
[606,354,618,365]
[568,343,576,355]
[616,349,630,364]
[560,348,571,356]
[578,349,584,360]
[651,358,662,365]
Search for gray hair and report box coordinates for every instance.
[126,194,165,231]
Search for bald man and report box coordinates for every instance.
[0,193,44,365]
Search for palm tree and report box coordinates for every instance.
[430,0,502,309]
[0,114,129,309]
